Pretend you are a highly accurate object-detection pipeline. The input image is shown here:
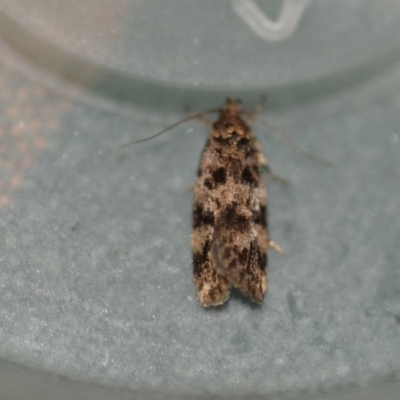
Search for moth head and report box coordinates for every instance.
[223,98,242,116]
[218,99,247,139]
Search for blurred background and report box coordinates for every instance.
[0,1,399,399]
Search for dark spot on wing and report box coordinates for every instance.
[204,178,213,189]
[238,247,249,265]
[241,166,258,186]
[257,247,267,270]
[212,167,227,185]
[213,135,226,144]
[236,215,250,232]
[260,205,267,228]
[237,137,250,147]
[254,205,267,226]
[222,204,251,233]
[193,240,210,274]
[193,204,215,228]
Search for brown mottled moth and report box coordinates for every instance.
[191,99,285,306]
[121,99,325,307]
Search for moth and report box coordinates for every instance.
[191,99,284,306]
[121,98,325,307]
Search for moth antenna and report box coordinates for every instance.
[254,116,332,166]
[119,108,220,149]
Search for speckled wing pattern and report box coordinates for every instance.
[191,100,269,306]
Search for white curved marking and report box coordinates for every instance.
[232,0,311,42]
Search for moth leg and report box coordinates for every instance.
[268,239,285,254]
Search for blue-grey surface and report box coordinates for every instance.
[2,0,400,88]
[0,1,399,400]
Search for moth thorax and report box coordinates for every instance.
[220,121,246,139]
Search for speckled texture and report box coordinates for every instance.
[0,2,400,399]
